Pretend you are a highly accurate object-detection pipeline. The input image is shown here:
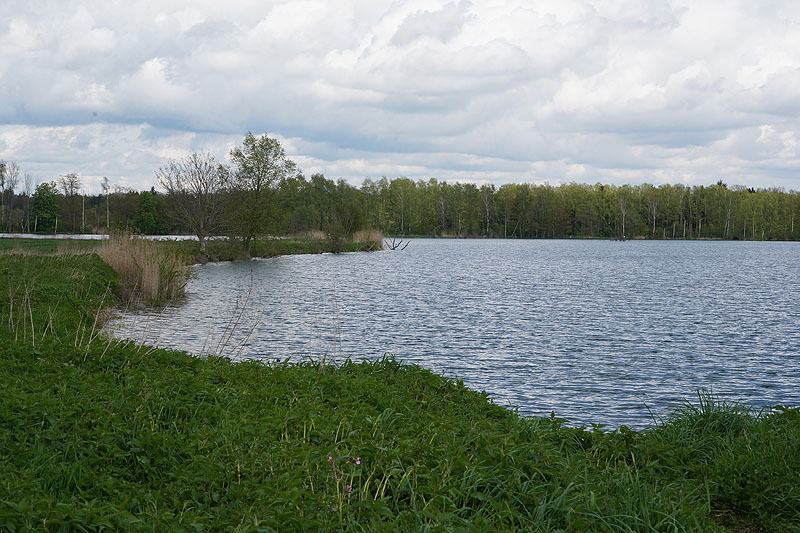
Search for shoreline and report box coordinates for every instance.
[1,251,798,530]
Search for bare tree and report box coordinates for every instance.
[157,152,229,251]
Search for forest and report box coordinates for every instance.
[2,135,799,242]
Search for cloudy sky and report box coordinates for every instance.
[1,0,800,193]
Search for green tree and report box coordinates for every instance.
[135,191,157,234]
[32,182,60,233]
[134,190,169,234]
[229,132,299,248]
[58,173,81,232]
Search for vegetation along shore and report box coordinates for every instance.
[2,133,800,247]
[1,242,800,531]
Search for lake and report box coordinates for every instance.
[106,239,800,428]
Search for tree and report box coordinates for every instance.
[479,184,495,236]
[22,172,35,232]
[157,152,229,251]
[101,177,111,231]
[228,132,299,248]
[32,182,60,233]
[643,183,660,237]
[326,178,365,251]
[617,185,633,239]
[496,184,518,238]
[58,173,81,232]
[135,190,158,234]
[133,189,169,235]
[1,161,20,232]
[0,161,5,229]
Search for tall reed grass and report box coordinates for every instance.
[352,228,383,250]
[99,233,190,304]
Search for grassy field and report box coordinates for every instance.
[1,252,799,531]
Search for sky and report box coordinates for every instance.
[1,0,800,194]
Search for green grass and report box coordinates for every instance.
[1,253,799,531]
[0,235,378,265]
[0,253,118,342]
[0,237,101,254]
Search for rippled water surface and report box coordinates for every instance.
[107,239,800,428]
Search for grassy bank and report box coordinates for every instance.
[1,234,381,264]
[170,237,380,263]
[2,254,799,531]
[0,237,102,254]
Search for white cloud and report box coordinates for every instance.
[1,0,800,192]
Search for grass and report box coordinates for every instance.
[99,233,190,304]
[1,232,382,265]
[94,234,382,264]
[0,237,101,254]
[1,253,118,343]
[1,253,799,531]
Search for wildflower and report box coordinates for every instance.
[345,485,352,494]
[355,457,361,465]
[328,456,334,465]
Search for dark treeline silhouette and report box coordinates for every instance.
[4,152,799,241]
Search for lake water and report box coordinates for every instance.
[106,239,800,428]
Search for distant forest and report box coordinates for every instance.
[3,154,799,242]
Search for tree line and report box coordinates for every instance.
[3,134,799,243]
[359,179,799,241]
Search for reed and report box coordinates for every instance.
[99,232,190,304]
[352,228,384,250]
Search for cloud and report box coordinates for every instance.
[391,1,471,46]
[1,0,800,192]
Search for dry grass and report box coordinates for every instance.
[302,229,327,240]
[352,228,383,250]
[99,233,190,304]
